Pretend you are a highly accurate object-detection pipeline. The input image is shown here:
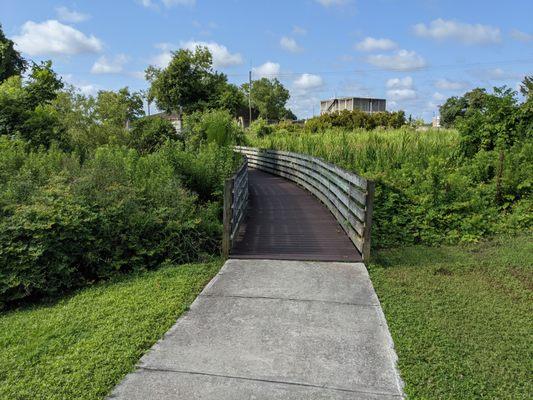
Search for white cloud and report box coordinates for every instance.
[162,0,196,6]
[387,88,417,101]
[56,6,90,23]
[510,29,533,42]
[435,78,468,90]
[481,68,522,81]
[181,40,242,67]
[413,19,501,45]
[280,36,302,53]
[315,0,348,7]
[13,20,102,56]
[294,73,324,90]
[153,41,242,68]
[386,76,413,89]
[140,0,195,7]
[367,50,426,71]
[386,76,416,101]
[152,50,173,68]
[356,37,397,52]
[253,61,281,79]
[91,54,129,74]
[293,26,307,35]
[433,92,445,101]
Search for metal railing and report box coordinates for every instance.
[234,146,375,260]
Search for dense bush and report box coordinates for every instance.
[249,117,274,137]
[0,138,234,307]
[247,127,532,248]
[129,116,176,154]
[304,109,406,133]
[182,109,243,149]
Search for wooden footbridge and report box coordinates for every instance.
[222,147,375,262]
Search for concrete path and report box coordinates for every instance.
[108,259,403,399]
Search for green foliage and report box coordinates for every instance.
[520,75,533,98]
[146,46,230,114]
[182,109,243,149]
[242,77,292,121]
[94,87,144,127]
[129,116,176,154]
[249,117,274,137]
[304,109,406,132]
[248,127,532,247]
[455,87,530,157]
[0,260,221,400]
[0,24,26,82]
[168,142,239,202]
[370,235,532,399]
[0,141,230,307]
[0,61,64,148]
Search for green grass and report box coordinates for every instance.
[0,260,222,400]
[370,234,533,399]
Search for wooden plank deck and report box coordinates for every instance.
[231,169,362,262]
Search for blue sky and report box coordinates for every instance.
[2,0,532,120]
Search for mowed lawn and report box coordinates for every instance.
[370,234,533,399]
[0,260,222,400]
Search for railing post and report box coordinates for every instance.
[222,177,234,258]
[362,180,375,261]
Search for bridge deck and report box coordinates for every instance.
[231,169,362,262]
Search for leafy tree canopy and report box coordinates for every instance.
[146,46,236,114]
[242,77,293,121]
[0,24,26,82]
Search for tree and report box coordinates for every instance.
[520,75,533,99]
[129,116,176,154]
[25,61,64,108]
[0,24,26,82]
[146,46,227,114]
[95,87,144,127]
[242,77,292,121]
[439,88,488,128]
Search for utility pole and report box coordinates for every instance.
[248,70,252,126]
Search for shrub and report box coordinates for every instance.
[0,143,224,307]
[129,116,176,154]
[249,117,273,137]
[182,109,243,148]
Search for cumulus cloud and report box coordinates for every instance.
[356,37,397,52]
[386,76,416,101]
[152,41,243,68]
[56,6,90,23]
[435,78,468,90]
[413,19,501,45]
[294,73,324,90]
[480,68,522,81]
[181,40,242,67]
[510,29,533,42]
[13,20,102,56]
[253,61,281,79]
[315,0,348,7]
[280,36,302,53]
[367,50,426,71]
[387,88,417,101]
[386,76,413,89]
[91,54,129,74]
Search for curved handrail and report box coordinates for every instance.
[234,146,374,260]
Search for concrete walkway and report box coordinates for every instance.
[109,259,403,399]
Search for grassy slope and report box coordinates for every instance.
[0,260,222,400]
[370,235,532,399]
